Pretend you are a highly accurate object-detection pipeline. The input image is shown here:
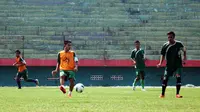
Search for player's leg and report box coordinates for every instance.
[140,71,145,91]
[16,72,22,89]
[22,70,39,86]
[59,70,67,94]
[132,69,140,90]
[175,68,183,98]
[68,78,75,97]
[160,68,171,98]
[67,71,75,97]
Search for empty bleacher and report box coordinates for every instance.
[0,0,200,60]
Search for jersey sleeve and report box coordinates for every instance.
[179,42,184,50]
[141,49,145,58]
[141,49,145,55]
[20,57,26,64]
[161,45,166,56]
[57,53,60,64]
[131,50,135,60]
[74,52,78,62]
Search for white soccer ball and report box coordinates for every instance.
[74,83,84,93]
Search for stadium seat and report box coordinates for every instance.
[0,0,199,59]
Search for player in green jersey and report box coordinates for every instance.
[157,31,186,98]
[131,40,146,91]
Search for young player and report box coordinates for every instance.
[157,31,186,98]
[52,40,78,97]
[131,40,146,91]
[13,50,39,89]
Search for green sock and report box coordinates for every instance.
[133,79,137,87]
[140,79,145,89]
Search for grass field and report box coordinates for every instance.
[0,87,200,112]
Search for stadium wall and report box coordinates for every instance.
[0,59,200,86]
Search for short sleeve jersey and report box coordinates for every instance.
[161,41,184,69]
[131,48,145,69]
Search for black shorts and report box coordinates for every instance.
[164,67,182,77]
[16,69,28,80]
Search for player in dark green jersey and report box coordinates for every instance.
[157,31,186,98]
[131,40,146,91]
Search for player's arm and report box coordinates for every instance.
[183,47,187,61]
[13,62,17,66]
[158,55,165,66]
[15,58,26,67]
[157,45,166,68]
[130,51,136,65]
[180,44,187,64]
[143,49,148,61]
[74,52,79,72]
[52,53,60,76]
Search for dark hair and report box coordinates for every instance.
[167,31,175,37]
[15,50,21,54]
[64,40,72,45]
[134,40,140,44]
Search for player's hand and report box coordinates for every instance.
[74,66,78,72]
[157,63,162,68]
[13,62,17,66]
[182,60,186,65]
[52,70,57,76]
[132,61,136,65]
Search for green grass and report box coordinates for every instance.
[0,87,200,112]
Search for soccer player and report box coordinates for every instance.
[157,31,186,98]
[13,50,39,89]
[52,40,78,97]
[131,40,146,91]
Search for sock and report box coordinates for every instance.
[176,76,181,95]
[176,85,181,95]
[140,79,145,89]
[162,86,166,95]
[133,78,138,87]
[17,80,21,89]
[60,85,65,89]
[26,79,37,83]
[161,76,168,95]
[68,91,72,96]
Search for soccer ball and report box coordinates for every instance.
[74,83,84,93]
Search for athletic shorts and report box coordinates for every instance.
[60,70,75,80]
[164,67,182,77]
[135,68,145,76]
[17,69,28,80]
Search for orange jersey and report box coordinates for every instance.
[58,50,76,71]
[16,57,27,72]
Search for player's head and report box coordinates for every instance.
[167,31,175,43]
[64,40,72,51]
[15,50,21,57]
[134,40,140,49]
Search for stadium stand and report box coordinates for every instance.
[0,0,200,60]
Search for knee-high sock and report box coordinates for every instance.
[162,77,168,95]
[133,78,139,87]
[25,78,36,83]
[140,79,144,89]
[16,78,21,89]
[176,77,181,95]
